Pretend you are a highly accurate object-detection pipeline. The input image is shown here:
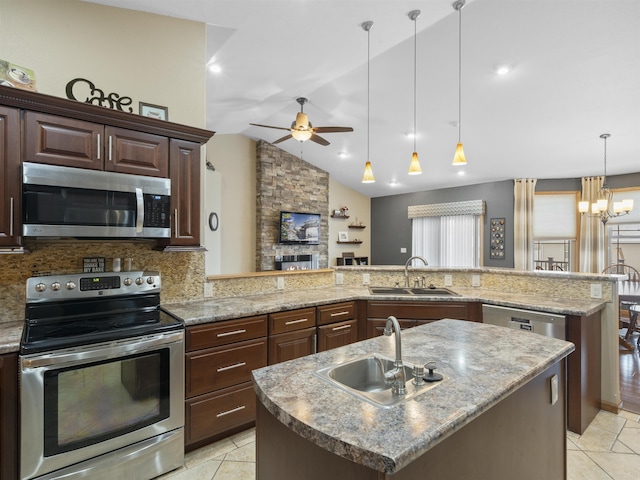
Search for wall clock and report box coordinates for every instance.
[209,212,219,231]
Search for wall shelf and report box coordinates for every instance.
[337,241,362,244]
[330,214,350,219]
[348,225,366,229]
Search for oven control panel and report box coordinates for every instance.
[26,271,160,302]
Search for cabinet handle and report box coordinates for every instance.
[135,187,144,233]
[217,329,247,338]
[330,311,350,317]
[332,324,351,332]
[216,405,246,418]
[108,135,113,161]
[285,318,308,325]
[9,197,13,237]
[174,208,178,238]
[313,333,317,354]
[97,133,101,160]
[217,362,246,372]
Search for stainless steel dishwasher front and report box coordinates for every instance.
[481,304,566,340]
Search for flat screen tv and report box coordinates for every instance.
[279,211,320,245]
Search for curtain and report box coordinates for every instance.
[412,215,480,267]
[579,176,606,273]
[513,179,537,270]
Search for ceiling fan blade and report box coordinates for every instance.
[309,134,330,146]
[249,123,291,132]
[272,134,293,144]
[313,126,354,133]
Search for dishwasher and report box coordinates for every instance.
[482,304,566,340]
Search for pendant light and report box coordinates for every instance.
[408,10,422,175]
[452,0,467,166]
[361,20,375,183]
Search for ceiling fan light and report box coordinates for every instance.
[362,161,375,183]
[452,142,467,166]
[408,152,422,175]
[291,129,312,142]
[295,112,309,129]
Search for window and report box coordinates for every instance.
[533,192,579,271]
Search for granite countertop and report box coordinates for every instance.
[161,285,605,326]
[0,285,605,353]
[252,319,575,474]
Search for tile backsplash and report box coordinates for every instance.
[0,240,205,323]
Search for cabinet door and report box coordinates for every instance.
[0,106,21,247]
[24,111,103,170]
[105,126,168,177]
[169,139,201,246]
[0,353,18,480]
[268,327,316,364]
[317,319,358,352]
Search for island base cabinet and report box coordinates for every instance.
[256,360,567,480]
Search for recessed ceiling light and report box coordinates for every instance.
[405,132,417,139]
[337,151,348,158]
[208,63,222,74]
[388,180,399,186]
[495,65,510,76]
[457,170,465,176]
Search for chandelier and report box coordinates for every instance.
[578,133,633,224]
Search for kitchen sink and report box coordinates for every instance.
[315,354,443,407]
[368,286,460,296]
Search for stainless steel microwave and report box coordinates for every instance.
[22,162,171,238]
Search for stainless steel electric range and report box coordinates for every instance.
[20,271,184,480]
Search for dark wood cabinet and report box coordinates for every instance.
[168,139,201,247]
[268,307,317,364]
[24,112,169,177]
[317,302,358,352]
[366,300,475,338]
[0,353,18,480]
[184,315,267,451]
[0,106,21,248]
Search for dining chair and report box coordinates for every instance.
[602,264,640,350]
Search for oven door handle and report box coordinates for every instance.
[21,331,183,369]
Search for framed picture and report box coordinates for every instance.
[139,102,168,120]
[338,231,349,242]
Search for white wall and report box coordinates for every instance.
[0,0,206,128]
[206,134,257,274]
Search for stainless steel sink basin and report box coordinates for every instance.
[315,354,444,407]
[368,286,460,296]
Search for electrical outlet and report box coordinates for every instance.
[203,282,214,298]
[590,283,602,299]
[400,247,407,253]
[335,272,344,285]
[472,275,481,287]
[362,273,371,285]
[444,275,453,287]
[277,276,285,290]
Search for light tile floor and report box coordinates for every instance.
[160,409,640,480]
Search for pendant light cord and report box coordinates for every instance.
[457,4,462,143]
[413,13,417,153]
[367,24,371,163]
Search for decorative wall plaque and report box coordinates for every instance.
[490,218,505,259]
[83,257,105,273]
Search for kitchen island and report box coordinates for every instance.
[252,319,575,480]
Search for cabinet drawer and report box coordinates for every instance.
[318,319,358,351]
[269,307,316,335]
[186,315,267,351]
[317,302,355,326]
[185,382,256,447]
[186,338,267,398]
[367,301,469,320]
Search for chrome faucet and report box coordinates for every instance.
[404,256,428,287]
[382,316,407,395]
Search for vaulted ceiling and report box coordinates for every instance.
[86,0,640,198]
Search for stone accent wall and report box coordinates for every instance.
[256,140,329,271]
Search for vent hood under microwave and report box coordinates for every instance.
[22,162,171,239]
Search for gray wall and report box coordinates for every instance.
[371,172,640,268]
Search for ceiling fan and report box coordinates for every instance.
[250,97,353,146]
